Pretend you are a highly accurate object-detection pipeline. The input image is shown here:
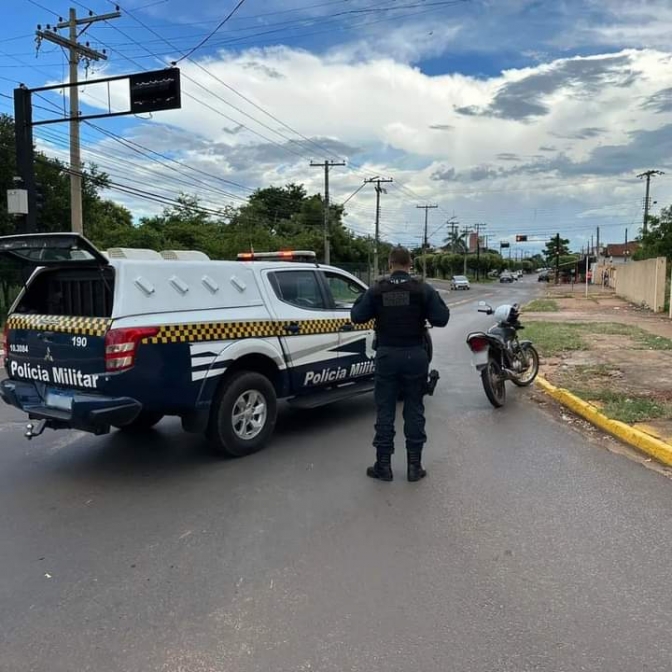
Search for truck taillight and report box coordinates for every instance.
[104,327,159,372]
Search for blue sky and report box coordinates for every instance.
[2,0,672,254]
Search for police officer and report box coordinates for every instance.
[351,246,450,482]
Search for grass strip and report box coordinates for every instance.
[523,321,672,356]
[524,299,559,312]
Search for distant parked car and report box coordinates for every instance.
[538,271,550,282]
[450,275,470,290]
[500,273,514,283]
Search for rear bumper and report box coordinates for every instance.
[0,379,142,434]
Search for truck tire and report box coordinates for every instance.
[114,411,164,432]
[207,371,277,457]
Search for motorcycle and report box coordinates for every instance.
[466,301,540,408]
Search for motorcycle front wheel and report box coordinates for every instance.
[481,358,506,408]
[511,344,540,387]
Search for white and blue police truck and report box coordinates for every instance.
[0,233,378,457]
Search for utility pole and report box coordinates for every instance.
[462,226,470,275]
[447,220,458,251]
[310,159,345,264]
[13,86,36,234]
[417,204,438,279]
[475,223,487,281]
[637,170,664,235]
[36,7,121,234]
[596,226,600,260]
[624,227,628,263]
[555,233,561,285]
[364,177,393,277]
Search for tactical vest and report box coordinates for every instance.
[371,274,427,348]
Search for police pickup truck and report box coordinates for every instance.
[0,233,390,457]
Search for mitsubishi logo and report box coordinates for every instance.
[44,347,53,363]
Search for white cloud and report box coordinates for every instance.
[567,0,672,50]
[44,43,672,250]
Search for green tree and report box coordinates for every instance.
[635,207,672,260]
[544,236,571,264]
[444,229,467,254]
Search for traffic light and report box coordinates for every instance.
[35,182,44,214]
[500,241,510,249]
[515,235,528,242]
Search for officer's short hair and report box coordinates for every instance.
[389,246,412,267]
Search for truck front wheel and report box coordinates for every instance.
[207,371,278,457]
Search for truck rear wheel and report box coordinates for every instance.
[114,411,164,432]
[207,371,278,457]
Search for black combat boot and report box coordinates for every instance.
[367,453,393,481]
[407,451,427,482]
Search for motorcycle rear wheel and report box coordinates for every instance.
[481,359,506,408]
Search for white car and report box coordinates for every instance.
[450,275,471,290]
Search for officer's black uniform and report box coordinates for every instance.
[351,271,450,482]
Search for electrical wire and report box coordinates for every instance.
[32,125,395,234]
[66,0,470,217]
[13,1,643,243]
[24,0,60,16]
[174,0,250,64]
[101,0,468,49]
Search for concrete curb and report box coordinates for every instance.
[536,376,672,468]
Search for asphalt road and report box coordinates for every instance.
[3,276,672,672]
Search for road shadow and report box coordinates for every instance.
[41,395,378,482]
[274,395,376,439]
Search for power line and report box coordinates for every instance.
[105,2,330,158]
[80,18,320,162]
[33,124,411,235]
[61,9,436,226]
[100,0,468,49]
[25,0,59,16]
[86,0,470,216]
[34,124,249,204]
[109,0,470,198]
[174,0,249,64]
[32,114,417,226]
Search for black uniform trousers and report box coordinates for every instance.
[373,345,429,456]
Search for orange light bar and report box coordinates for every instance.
[236,250,317,262]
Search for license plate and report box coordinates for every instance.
[45,389,74,411]
[471,349,489,368]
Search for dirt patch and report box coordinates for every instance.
[527,289,672,428]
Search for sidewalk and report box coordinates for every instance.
[524,285,672,461]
